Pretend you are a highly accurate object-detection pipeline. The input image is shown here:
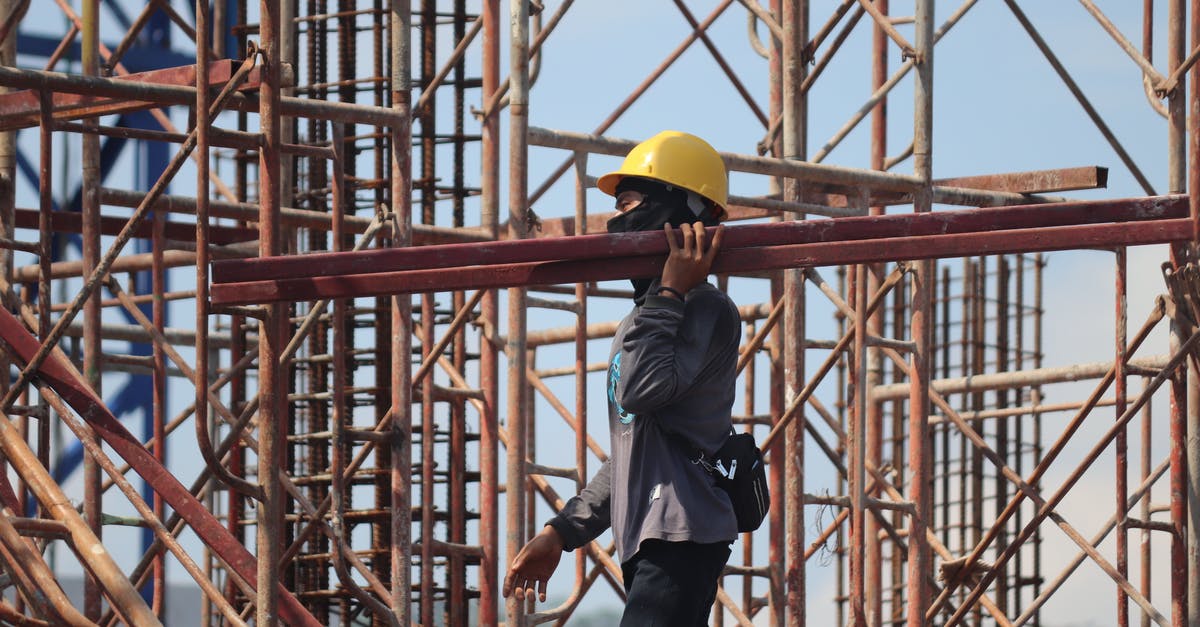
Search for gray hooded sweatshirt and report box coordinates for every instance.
[548,282,740,563]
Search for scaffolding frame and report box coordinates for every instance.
[0,1,1196,626]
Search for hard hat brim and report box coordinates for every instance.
[595,171,623,197]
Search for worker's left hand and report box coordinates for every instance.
[660,221,724,298]
[502,525,564,603]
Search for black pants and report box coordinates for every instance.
[620,539,731,627]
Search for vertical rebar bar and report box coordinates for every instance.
[1187,1,1200,625]
[1116,246,1130,627]
[447,4,470,624]
[0,0,13,310]
[36,91,52,568]
[1168,308,1189,627]
[970,257,985,625]
[151,176,167,619]
[422,2,441,614]
[368,5,390,623]
[866,3,888,623]
[230,5,250,618]
[1167,1,1190,625]
[996,257,1010,613]
[420,262,436,627]
[743,322,757,622]
[572,149,590,624]
[1141,376,1154,627]
[1034,252,1045,626]
[939,263,951,565]
[1013,254,1026,612]
[850,258,867,627]
[890,258,907,625]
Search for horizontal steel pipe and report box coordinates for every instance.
[525,302,773,347]
[537,166,1107,234]
[0,64,404,127]
[13,207,255,246]
[53,120,333,160]
[528,126,923,190]
[873,355,1170,400]
[0,59,257,131]
[58,320,251,350]
[212,194,1187,284]
[211,214,1193,304]
[0,307,322,627]
[100,188,491,245]
[13,249,198,282]
[529,126,1071,205]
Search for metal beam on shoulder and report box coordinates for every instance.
[210,195,1191,305]
[212,194,1187,284]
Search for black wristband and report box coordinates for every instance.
[657,286,685,300]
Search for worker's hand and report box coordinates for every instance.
[502,525,565,603]
[660,221,724,298]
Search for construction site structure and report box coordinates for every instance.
[0,1,1197,626]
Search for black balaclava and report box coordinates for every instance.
[606,176,720,302]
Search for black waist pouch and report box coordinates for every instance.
[705,432,770,533]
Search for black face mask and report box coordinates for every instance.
[605,196,699,236]
[606,195,700,302]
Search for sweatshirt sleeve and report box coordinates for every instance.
[615,289,738,415]
[546,459,612,552]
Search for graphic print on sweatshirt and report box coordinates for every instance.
[608,353,636,424]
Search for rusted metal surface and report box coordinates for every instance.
[904,3,934,625]
[210,198,1193,304]
[478,2,502,622]
[79,2,103,617]
[9,207,256,246]
[933,166,1109,195]
[255,1,284,624]
[0,305,321,626]
[389,0,415,623]
[777,4,804,625]
[503,1,530,623]
[212,194,1188,284]
[1189,4,1200,625]
[0,60,262,131]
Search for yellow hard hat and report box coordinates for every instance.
[597,130,728,215]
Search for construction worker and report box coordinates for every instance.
[503,131,740,625]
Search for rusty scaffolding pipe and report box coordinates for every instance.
[780,2,806,625]
[389,0,415,622]
[504,0,531,624]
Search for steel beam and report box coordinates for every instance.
[212,195,1187,284]
[211,196,1191,306]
